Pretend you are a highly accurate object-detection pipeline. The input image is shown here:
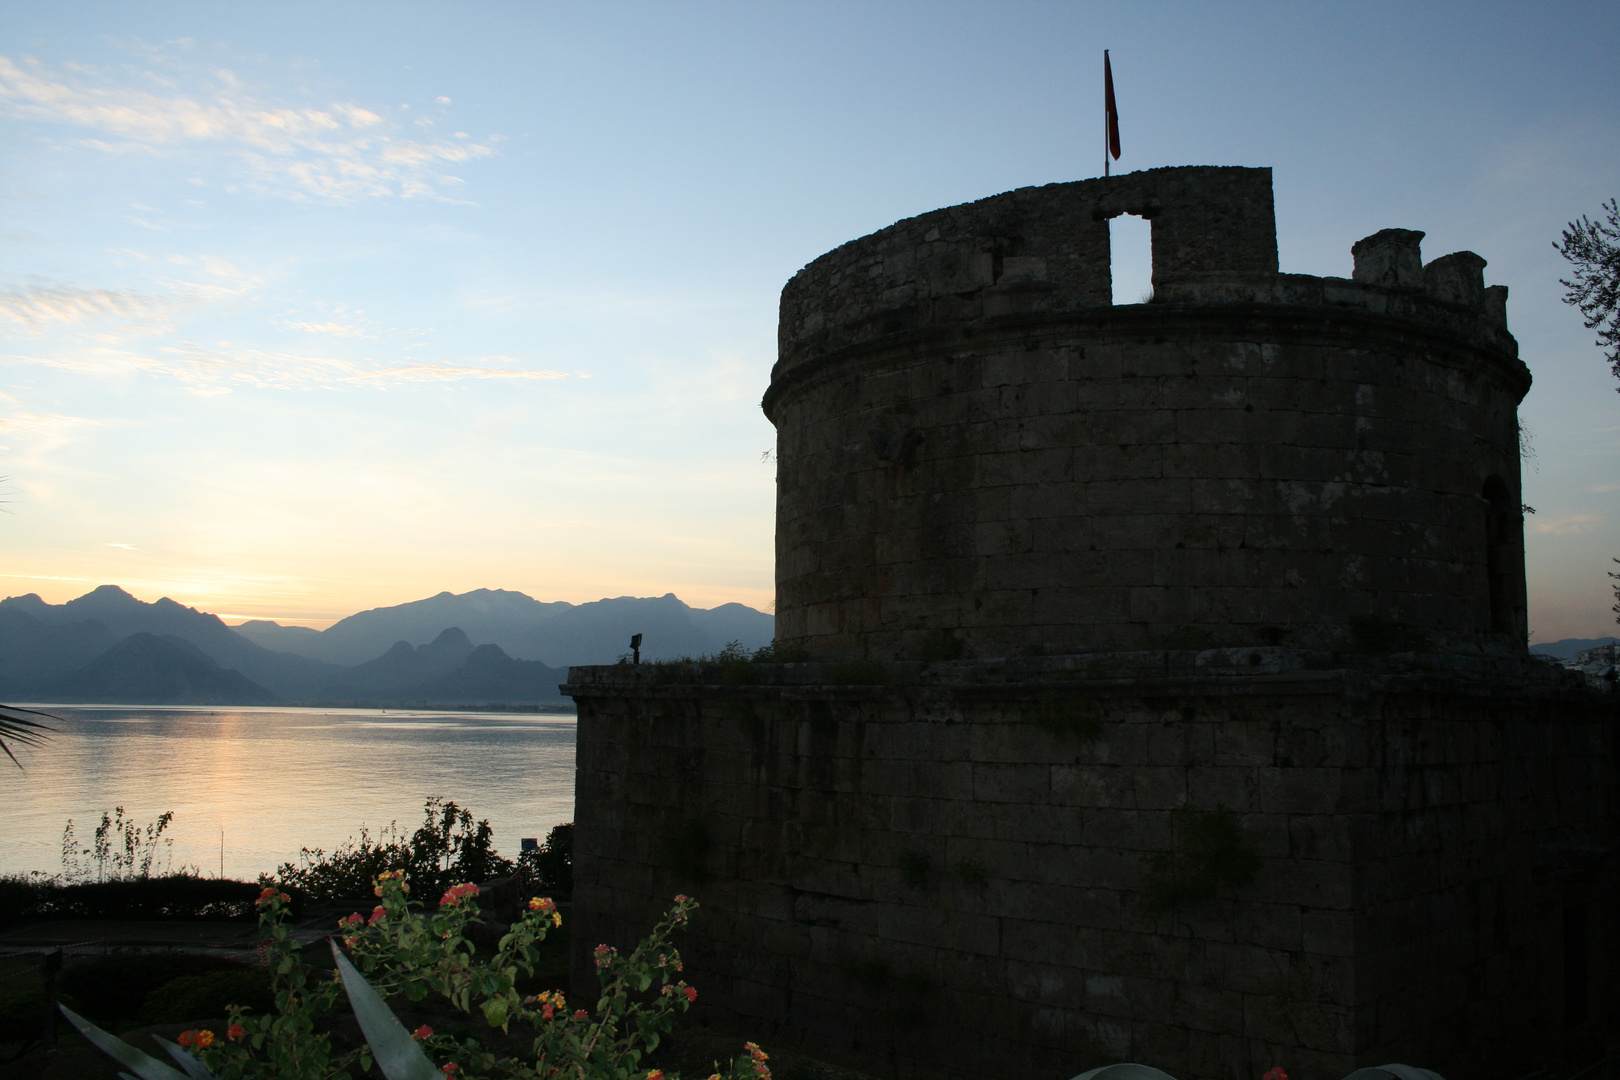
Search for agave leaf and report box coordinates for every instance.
[1342,1069,1446,1080]
[1070,1066,1180,1080]
[58,1005,199,1080]
[331,942,442,1080]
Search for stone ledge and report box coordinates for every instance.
[564,647,1600,699]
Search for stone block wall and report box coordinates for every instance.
[567,655,1617,1080]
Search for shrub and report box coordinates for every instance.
[517,823,572,896]
[59,953,259,1029]
[275,796,516,904]
[0,873,265,927]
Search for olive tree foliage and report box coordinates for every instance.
[1555,198,1620,389]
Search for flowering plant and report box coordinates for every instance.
[205,876,762,1080]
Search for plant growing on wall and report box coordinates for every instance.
[1144,807,1261,910]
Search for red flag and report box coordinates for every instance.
[1104,50,1121,164]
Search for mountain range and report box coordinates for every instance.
[231,588,773,668]
[1530,636,1620,660]
[0,585,774,707]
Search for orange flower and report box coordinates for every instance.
[647,1071,665,1080]
[369,905,387,924]
[177,1031,198,1047]
[194,1030,216,1049]
[227,1023,246,1041]
[1263,1070,1290,1080]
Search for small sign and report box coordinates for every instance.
[520,838,539,852]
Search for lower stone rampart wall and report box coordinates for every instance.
[566,655,1616,1080]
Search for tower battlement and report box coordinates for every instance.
[771,166,1514,387]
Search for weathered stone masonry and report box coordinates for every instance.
[566,167,1617,1080]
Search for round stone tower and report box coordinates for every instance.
[763,165,1529,660]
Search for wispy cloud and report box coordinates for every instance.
[0,55,495,202]
[282,320,376,340]
[4,342,570,393]
[0,258,258,337]
[0,283,165,334]
[1532,514,1603,536]
[0,411,100,435]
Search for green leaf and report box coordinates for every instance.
[330,943,443,1080]
[482,997,509,1030]
[57,1006,200,1080]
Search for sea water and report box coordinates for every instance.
[0,705,577,882]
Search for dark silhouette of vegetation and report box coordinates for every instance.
[60,806,175,882]
[0,704,52,768]
[0,873,266,926]
[1612,558,1619,626]
[517,821,573,895]
[274,796,515,903]
[1556,198,1620,388]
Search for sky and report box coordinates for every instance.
[0,2,1616,640]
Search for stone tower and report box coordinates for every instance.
[566,167,1615,1080]
[765,165,1527,661]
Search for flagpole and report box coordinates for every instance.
[1103,49,1110,177]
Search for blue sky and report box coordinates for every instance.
[1,2,1616,639]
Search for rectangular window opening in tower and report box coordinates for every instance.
[1110,213,1154,306]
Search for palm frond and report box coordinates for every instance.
[0,704,56,767]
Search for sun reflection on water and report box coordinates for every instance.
[0,705,576,881]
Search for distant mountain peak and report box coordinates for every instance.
[70,584,141,608]
[426,626,474,649]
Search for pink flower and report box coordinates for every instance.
[1263,1070,1290,1080]
[227,1023,245,1041]
[572,1009,587,1020]
[339,912,364,927]
[413,1025,433,1040]
[439,882,480,907]
[369,906,387,925]
[684,986,697,1003]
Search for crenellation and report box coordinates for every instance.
[1351,228,1426,287]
